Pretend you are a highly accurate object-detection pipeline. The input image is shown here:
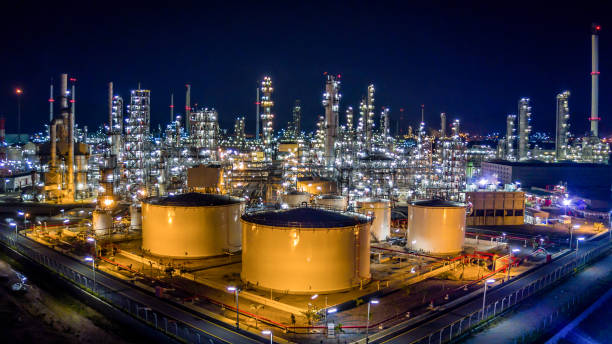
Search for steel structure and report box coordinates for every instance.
[555,91,570,160]
[123,89,151,197]
[260,77,274,161]
[518,98,531,161]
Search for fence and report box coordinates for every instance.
[0,231,229,344]
[409,242,612,344]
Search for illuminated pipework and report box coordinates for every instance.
[322,75,341,167]
[190,108,219,161]
[346,106,354,132]
[506,114,516,161]
[518,98,531,161]
[123,88,151,197]
[291,99,301,138]
[233,116,246,150]
[555,91,570,160]
[365,84,375,152]
[380,107,390,138]
[451,119,460,137]
[260,76,274,161]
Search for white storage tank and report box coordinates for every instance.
[241,208,371,294]
[280,191,310,208]
[130,204,142,230]
[356,198,391,242]
[142,193,244,258]
[92,210,112,236]
[407,200,466,255]
[315,194,348,211]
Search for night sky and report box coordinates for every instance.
[1,1,611,137]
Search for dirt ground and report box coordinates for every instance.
[0,258,137,344]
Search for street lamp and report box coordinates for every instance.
[261,330,273,344]
[84,256,96,293]
[507,249,520,281]
[576,237,585,254]
[9,222,17,236]
[87,237,97,258]
[227,286,240,329]
[366,299,379,343]
[482,279,495,318]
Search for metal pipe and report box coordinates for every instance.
[440,113,446,138]
[170,93,174,122]
[256,86,260,140]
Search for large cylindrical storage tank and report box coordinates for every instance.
[356,198,391,242]
[130,204,142,230]
[142,193,244,258]
[241,208,371,294]
[407,200,466,255]
[92,210,112,235]
[280,191,310,208]
[315,194,348,211]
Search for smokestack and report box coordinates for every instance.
[49,83,54,122]
[108,82,113,131]
[256,87,260,140]
[185,84,191,134]
[421,104,425,124]
[70,81,76,136]
[0,117,5,144]
[170,93,174,122]
[590,23,601,137]
[440,112,446,137]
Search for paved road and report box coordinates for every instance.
[0,223,264,344]
[372,237,610,344]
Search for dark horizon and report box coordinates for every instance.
[1,1,612,137]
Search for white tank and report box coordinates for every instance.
[92,210,112,236]
[130,204,142,230]
[315,194,348,211]
[280,191,310,207]
[142,193,243,258]
[356,198,391,242]
[407,200,466,255]
[241,208,371,294]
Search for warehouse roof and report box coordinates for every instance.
[242,207,370,228]
[146,192,241,206]
[411,199,465,208]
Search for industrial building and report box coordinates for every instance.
[465,191,525,226]
[240,207,371,293]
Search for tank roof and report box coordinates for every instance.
[317,194,345,199]
[286,190,309,195]
[145,192,241,207]
[356,198,390,203]
[242,208,370,228]
[411,199,465,208]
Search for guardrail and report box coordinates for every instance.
[408,241,612,344]
[0,231,237,344]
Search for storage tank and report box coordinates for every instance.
[296,177,337,195]
[280,191,310,207]
[315,194,348,211]
[92,210,112,236]
[130,204,142,230]
[356,198,391,242]
[241,208,371,294]
[407,200,466,255]
[142,193,244,258]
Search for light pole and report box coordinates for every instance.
[366,299,379,343]
[262,330,273,344]
[482,279,495,318]
[84,256,96,293]
[9,222,17,236]
[507,249,520,281]
[227,286,240,329]
[576,237,585,255]
[87,237,97,258]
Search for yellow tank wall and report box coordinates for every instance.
[315,196,348,211]
[142,202,242,258]
[92,210,112,235]
[241,222,366,293]
[357,200,391,242]
[407,205,466,254]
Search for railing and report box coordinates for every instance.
[0,231,231,344]
[408,242,611,344]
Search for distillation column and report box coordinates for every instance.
[518,98,531,161]
[260,77,274,161]
[590,24,601,137]
[323,74,341,167]
[555,91,570,160]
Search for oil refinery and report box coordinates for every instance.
[1,18,612,344]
